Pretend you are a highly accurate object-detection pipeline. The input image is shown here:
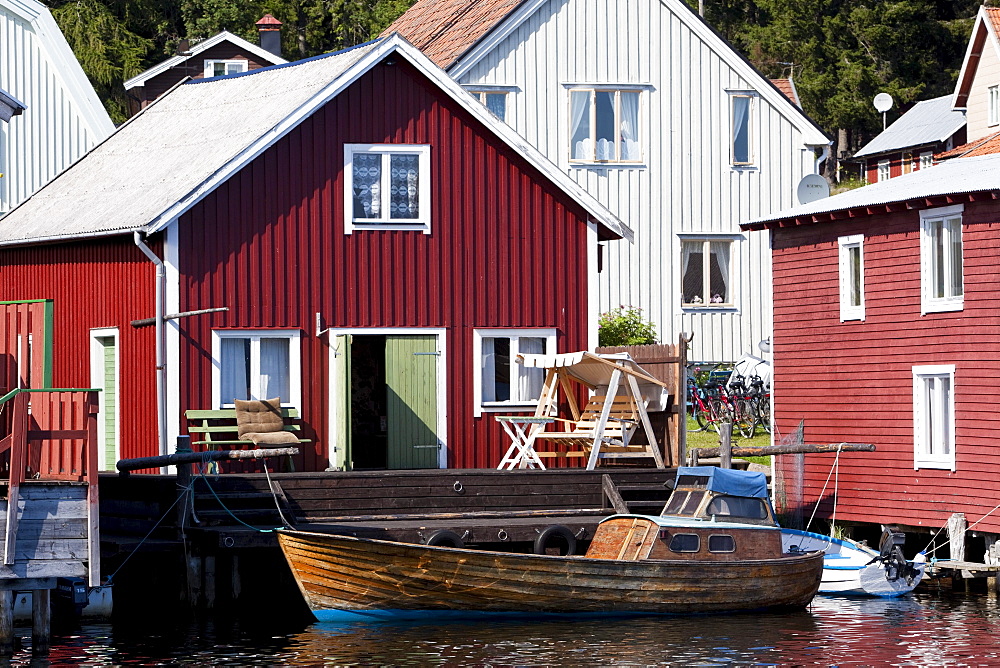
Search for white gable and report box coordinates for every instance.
[0,0,114,214]
[445,0,830,362]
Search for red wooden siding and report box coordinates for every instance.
[177,59,594,471]
[770,199,1000,534]
[0,237,158,462]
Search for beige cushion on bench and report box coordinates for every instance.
[235,398,300,446]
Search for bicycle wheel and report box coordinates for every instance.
[693,400,712,431]
[708,397,731,434]
[733,398,756,438]
[757,395,771,433]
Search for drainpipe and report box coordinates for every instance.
[134,231,167,462]
[815,143,831,175]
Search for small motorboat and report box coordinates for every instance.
[278,469,824,620]
[662,466,925,597]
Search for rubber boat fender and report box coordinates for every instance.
[534,525,577,556]
[424,530,464,548]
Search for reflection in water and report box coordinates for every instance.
[7,591,1000,665]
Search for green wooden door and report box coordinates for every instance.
[330,334,352,471]
[95,336,117,471]
[386,335,439,469]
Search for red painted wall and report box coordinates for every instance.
[177,59,595,471]
[768,198,1000,534]
[0,237,158,462]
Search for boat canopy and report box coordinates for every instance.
[675,466,768,499]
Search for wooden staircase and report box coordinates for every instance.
[602,473,672,515]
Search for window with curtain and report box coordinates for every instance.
[990,85,1000,126]
[681,238,732,307]
[345,144,431,233]
[730,93,754,165]
[838,235,865,321]
[568,88,642,163]
[467,90,508,121]
[912,365,955,470]
[475,330,555,414]
[204,60,248,78]
[214,331,301,408]
[919,205,964,314]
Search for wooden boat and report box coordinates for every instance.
[663,466,926,598]
[278,510,823,621]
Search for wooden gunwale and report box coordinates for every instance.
[278,529,824,614]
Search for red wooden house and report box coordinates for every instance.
[743,152,1000,548]
[0,35,629,473]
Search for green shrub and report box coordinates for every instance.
[598,306,657,346]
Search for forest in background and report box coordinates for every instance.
[51,0,983,172]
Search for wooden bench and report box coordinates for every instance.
[185,408,309,472]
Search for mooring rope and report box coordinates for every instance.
[805,442,842,533]
[103,477,196,586]
[262,463,295,529]
[920,500,1000,559]
[197,469,283,533]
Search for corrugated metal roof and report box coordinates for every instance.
[0,35,629,246]
[854,95,965,158]
[745,153,1000,228]
[0,41,379,245]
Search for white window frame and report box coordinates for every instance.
[344,144,431,234]
[729,91,756,167]
[919,204,964,314]
[204,59,248,78]
[566,87,644,165]
[89,328,120,472]
[211,329,302,409]
[464,88,511,121]
[912,364,956,471]
[919,152,934,169]
[473,329,557,416]
[679,235,738,310]
[877,159,890,182]
[990,85,1000,127]
[838,234,865,321]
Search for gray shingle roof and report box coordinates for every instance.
[0,35,629,246]
[853,95,965,158]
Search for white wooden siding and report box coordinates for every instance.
[457,0,825,362]
[0,0,113,214]
[965,36,1000,142]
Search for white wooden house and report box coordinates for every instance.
[0,0,114,215]
[387,0,831,362]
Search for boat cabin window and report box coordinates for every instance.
[706,495,768,520]
[674,475,710,488]
[708,534,736,553]
[662,490,708,516]
[668,533,700,553]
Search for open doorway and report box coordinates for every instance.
[331,332,442,470]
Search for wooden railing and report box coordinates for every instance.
[0,388,100,576]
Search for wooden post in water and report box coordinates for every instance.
[31,588,50,655]
[0,589,13,655]
[719,423,732,469]
[948,512,967,591]
[986,534,999,597]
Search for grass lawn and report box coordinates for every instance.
[685,416,771,466]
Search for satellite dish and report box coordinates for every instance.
[796,173,830,205]
[874,93,893,113]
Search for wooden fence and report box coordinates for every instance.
[597,335,687,467]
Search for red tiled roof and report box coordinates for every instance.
[382,0,524,69]
[986,7,1000,34]
[935,130,1000,161]
[770,79,799,107]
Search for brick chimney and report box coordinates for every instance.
[256,14,282,58]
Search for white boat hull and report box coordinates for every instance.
[781,529,925,597]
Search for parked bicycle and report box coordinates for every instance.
[746,374,771,434]
[687,372,756,438]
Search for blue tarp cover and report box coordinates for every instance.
[675,466,768,498]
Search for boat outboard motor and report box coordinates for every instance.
[871,525,921,584]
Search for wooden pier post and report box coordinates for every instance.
[948,512,968,591]
[987,535,1000,597]
[719,423,732,469]
[0,589,13,655]
[31,588,50,655]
